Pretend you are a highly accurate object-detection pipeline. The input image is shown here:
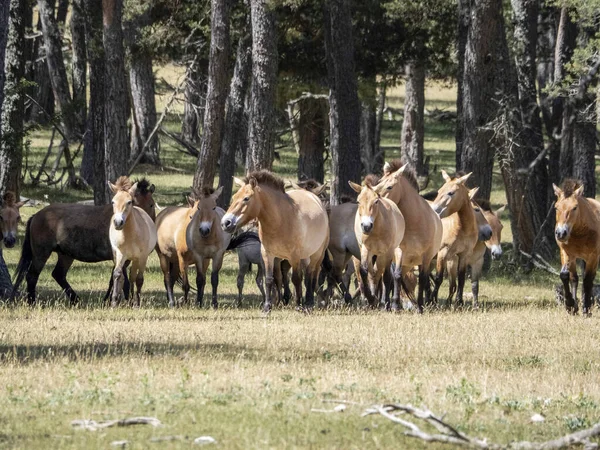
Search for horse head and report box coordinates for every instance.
[554,180,585,243]
[375,162,410,203]
[484,205,505,259]
[349,180,381,235]
[431,170,472,218]
[109,178,138,230]
[191,186,223,238]
[222,176,261,233]
[0,192,25,248]
[133,178,156,221]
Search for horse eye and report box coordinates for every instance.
[573,206,578,211]
[386,186,392,190]
[474,208,480,212]
[150,203,154,208]
[127,200,132,205]
[111,200,115,205]
[374,199,379,205]
[243,197,249,202]
[448,192,455,197]
[212,206,216,210]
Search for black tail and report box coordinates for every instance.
[321,249,333,275]
[227,230,260,251]
[400,272,415,303]
[11,217,33,301]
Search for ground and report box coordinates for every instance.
[1,73,599,449]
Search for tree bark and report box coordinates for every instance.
[0,0,10,114]
[102,0,130,198]
[374,79,386,174]
[572,98,596,198]
[0,0,27,200]
[401,50,426,176]
[181,59,207,144]
[70,0,87,136]
[360,89,378,175]
[218,25,252,209]
[298,97,327,183]
[193,0,231,190]
[82,0,107,204]
[324,0,362,205]
[26,14,55,125]
[56,0,69,24]
[246,0,278,172]
[460,0,504,200]
[455,0,469,168]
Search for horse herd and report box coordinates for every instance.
[0,160,597,316]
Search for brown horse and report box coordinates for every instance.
[221,171,329,312]
[349,181,405,308]
[553,179,600,315]
[374,161,443,312]
[430,171,478,307]
[0,192,26,248]
[109,178,157,307]
[12,178,156,305]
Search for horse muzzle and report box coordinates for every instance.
[221,214,238,233]
[200,226,211,237]
[491,245,502,260]
[3,234,16,248]
[478,225,492,241]
[361,219,374,234]
[555,225,570,242]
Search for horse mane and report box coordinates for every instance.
[134,177,153,195]
[364,174,381,187]
[245,170,285,193]
[296,179,322,190]
[193,186,216,199]
[474,197,492,212]
[113,176,133,192]
[385,159,419,191]
[2,191,16,207]
[420,191,438,201]
[561,179,583,198]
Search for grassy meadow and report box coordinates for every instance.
[1,71,600,449]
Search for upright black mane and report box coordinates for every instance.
[384,159,419,191]
[562,179,583,198]
[134,177,154,195]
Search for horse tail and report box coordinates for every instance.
[11,217,33,301]
[400,271,415,303]
[226,231,260,251]
[321,249,333,276]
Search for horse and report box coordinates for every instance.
[221,170,329,312]
[12,178,156,305]
[553,179,600,315]
[374,161,443,312]
[228,230,266,307]
[430,171,479,307]
[0,192,26,248]
[349,181,406,308]
[108,178,157,307]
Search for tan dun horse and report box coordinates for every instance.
[109,178,157,307]
[349,181,405,308]
[221,171,329,312]
[12,178,156,304]
[0,192,26,248]
[374,161,443,312]
[430,171,479,307]
[553,179,600,315]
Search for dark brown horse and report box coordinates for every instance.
[12,178,156,305]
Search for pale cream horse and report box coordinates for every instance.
[109,177,157,307]
[349,181,405,308]
[221,170,329,312]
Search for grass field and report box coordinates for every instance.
[1,74,600,449]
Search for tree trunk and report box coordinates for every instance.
[56,0,68,24]
[0,0,27,200]
[82,0,107,204]
[218,26,252,209]
[401,50,426,176]
[193,0,231,189]
[70,0,87,136]
[0,0,10,114]
[360,92,378,175]
[374,79,386,174]
[298,97,327,183]
[460,0,504,200]
[572,99,596,198]
[246,0,278,172]
[500,0,552,260]
[455,0,469,168]
[26,14,55,125]
[324,0,362,205]
[181,59,207,144]
[102,0,130,198]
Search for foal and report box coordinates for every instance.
[109,178,157,307]
[553,180,600,315]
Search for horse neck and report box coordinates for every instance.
[255,186,290,233]
[455,192,476,231]
[120,208,140,237]
[573,197,595,236]
[372,199,393,235]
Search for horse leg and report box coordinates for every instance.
[129,259,141,308]
[559,250,577,314]
[431,249,447,307]
[52,253,79,305]
[237,255,249,308]
[111,252,126,308]
[158,254,175,308]
[446,256,457,307]
[291,264,303,309]
[178,254,190,305]
[195,259,209,308]
[255,261,266,307]
[210,252,226,309]
[25,247,53,306]
[261,249,276,313]
[390,250,403,312]
[455,255,468,308]
[470,257,484,309]
[582,261,597,316]
[281,260,293,306]
[353,256,369,307]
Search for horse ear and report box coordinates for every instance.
[348,181,362,193]
[495,204,507,217]
[383,162,392,175]
[212,186,224,200]
[468,187,479,199]
[575,184,585,197]
[128,182,139,197]
[149,184,156,194]
[15,201,26,209]
[249,177,258,189]
[455,172,472,185]
[187,196,195,208]
[233,177,245,187]
[312,184,327,196]
[552,183,563,198]
[394,163,408,179]
[441,170,451,182]
[108,181,118,194]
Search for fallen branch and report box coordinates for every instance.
[159,127,200,157]
[71,416,162,431]
[364,403,600,449]
[519,250,560,275]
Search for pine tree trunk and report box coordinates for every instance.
[324,0,361,205]
[0,248,12,299]
[373,80,386,174]
[218,27,252,209]
[360,93,378,175]
[82,0,107,204]
[26,17,55,125]
[298,97,327,183]
[182,59,207,144]
[460,0,504,200]
[401,51,426,176]
[0,0,27,200]
[455,0,469,168]
[56,0,69,24]
[70,0,87,136]
[0,0,10,113]
[246,0,278,172]
[572,99,596,197]
[102,0,130,198]
[193,0,231,189]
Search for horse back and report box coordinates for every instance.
[133,206,158,254]
[285,189,329,256]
